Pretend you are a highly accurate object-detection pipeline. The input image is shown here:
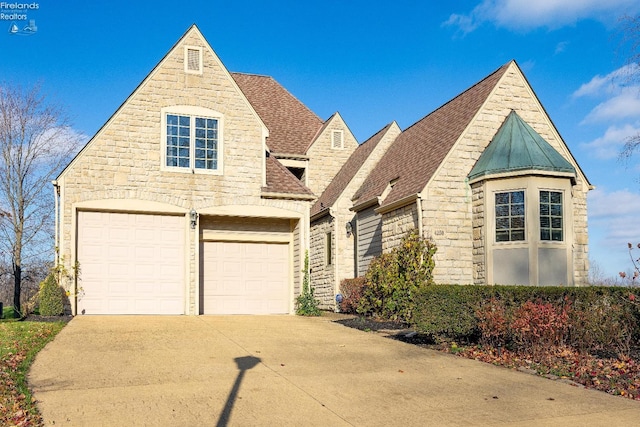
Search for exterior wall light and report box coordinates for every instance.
[345,221,353,237]
[190,208,198,229]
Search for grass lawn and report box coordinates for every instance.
[1,308,66,426]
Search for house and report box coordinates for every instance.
[54,25,356,315]
[340,60,591,298]
[55,25,591,315]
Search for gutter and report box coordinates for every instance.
[375,193,419,215]
[310,206,332,222]
[52,180,60,266]
[350,197,380,213]
[261,191,316,201]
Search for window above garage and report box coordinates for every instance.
[161,106,223,174]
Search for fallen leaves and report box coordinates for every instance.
[444,344,640,401]
[0,321,66,426]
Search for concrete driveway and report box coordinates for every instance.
[30,315,640,426]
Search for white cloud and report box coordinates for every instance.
[588,187,640,276]
[445,0,640,34]
[572,64,639,98]
[581,123,640,159]
[582,88,640,123]
[554,41,569,54]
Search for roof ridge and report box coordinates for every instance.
[402,62,511,134]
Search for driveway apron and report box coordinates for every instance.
[29,315,640,426]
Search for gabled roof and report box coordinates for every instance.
[231,73,324,155]
[262,155,315,198]
[311,122,395,217]
[352,62,510,210]
[468,111,576,183]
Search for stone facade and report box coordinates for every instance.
[381,203,419,253]
[309,123,400,304]
[415,64,590,286]
[471,183,485,284]
[306,113,358,197]
[309,215,335,308]
[57,27,310,314]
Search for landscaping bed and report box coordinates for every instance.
[336,315,640,401]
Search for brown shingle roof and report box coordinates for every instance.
[262,155,314,197]
[311,123,394,217]
[352,62,510,209]
[231,72,324,155]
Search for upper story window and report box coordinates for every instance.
[495,190,525,242]
[331,130,344,149]
[162,106,223,174]
[540,190,563,241]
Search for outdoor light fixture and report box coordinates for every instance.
[190,208,198,229]
[345,221,353,237]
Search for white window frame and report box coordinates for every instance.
[331,130,344,149]
[161,106,224,175]
[184,46,203,75]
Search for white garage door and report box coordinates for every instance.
[200,241,289,314]
[77,211,185,314]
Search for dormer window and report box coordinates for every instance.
[184,46,203,75]
[331,130,344,149]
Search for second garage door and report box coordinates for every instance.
[200,241,290,314]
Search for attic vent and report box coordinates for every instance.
[331,130,344,149]
[184,46,203,74]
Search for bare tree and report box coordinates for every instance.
[619,14,640,159]
[0,84,82,315]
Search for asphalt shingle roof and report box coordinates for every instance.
[262,155,314,197]
[231,72,324,155]
[352,62,510,209]
[311,123,394,217]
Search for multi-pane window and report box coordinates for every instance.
[540,191,563,241]
[166,114,218,170]
[495,191,525,242]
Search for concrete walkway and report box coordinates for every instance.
[30,315,640,426]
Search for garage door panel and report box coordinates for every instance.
[77,211,185,315]
[200,241,290,314]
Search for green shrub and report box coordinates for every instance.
[339,277,366,314]
[357,230,436,323]
[38,273,65,316]
[411,284,640,354]
[296,251,321,316]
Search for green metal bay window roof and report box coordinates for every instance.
[468,111,576,183]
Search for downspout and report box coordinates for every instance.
[52,180,60,266]
[416,195,423,238]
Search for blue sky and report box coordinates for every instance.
[3,0,640,281]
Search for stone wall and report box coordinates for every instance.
[421,63,590,285]
[306,114,357,197]
[58,29,309,314]
[381,203,418,252]
[309,215,335,308]
[471,183,485,284]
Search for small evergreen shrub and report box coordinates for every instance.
[339,277,366,314]
[357,229,436,323]
[295,251,321,316]
[38,273,65,316]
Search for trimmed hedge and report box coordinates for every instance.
[411,284,640,354]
